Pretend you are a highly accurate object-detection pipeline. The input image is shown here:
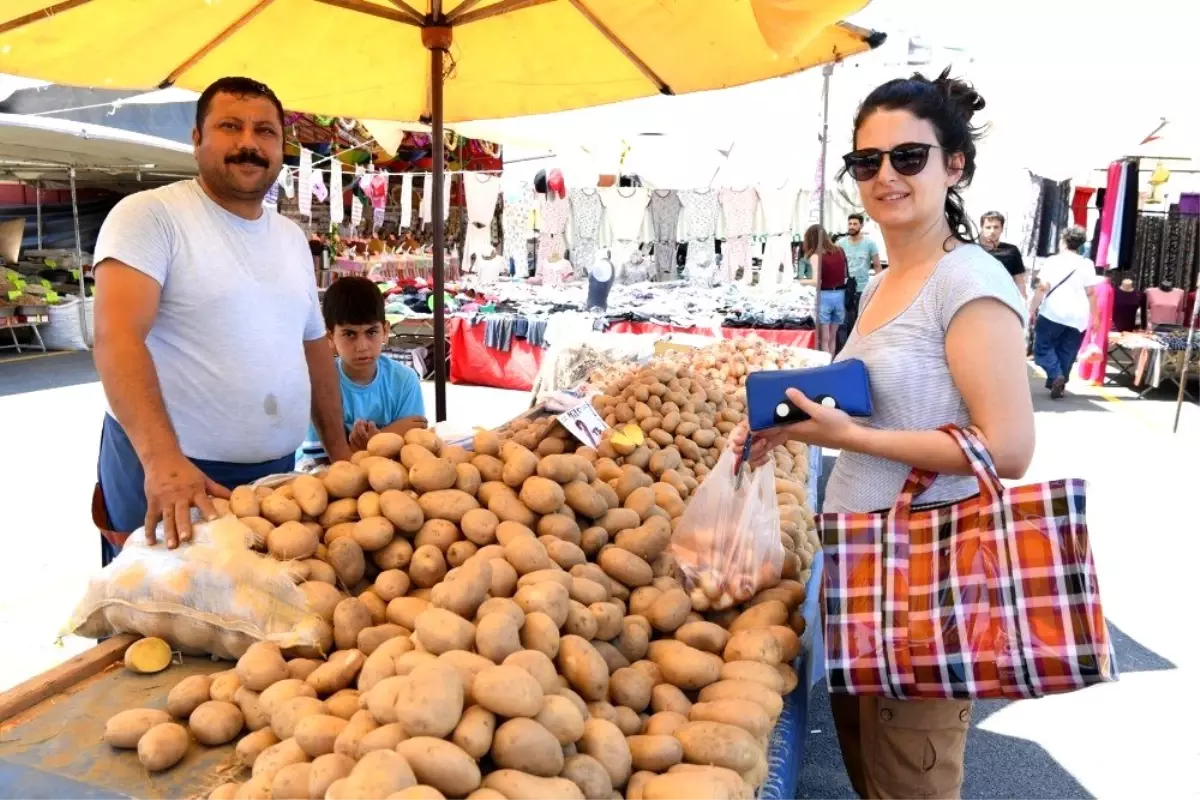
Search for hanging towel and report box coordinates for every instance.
[351,166,365,230]
[329,160,343,224]
[401,173,414,229]
[298,148,313,218]
[419,174,432,224]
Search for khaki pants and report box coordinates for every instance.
[831,694,972,800]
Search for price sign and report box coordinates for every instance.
[556,402,610,448]
[46,290,59,303]
[41,279,52,289]
[7,289,21,300]
[13,278,25,291]
[45,258,57,268]
[70,268,81,281]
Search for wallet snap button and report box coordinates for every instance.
[820,396,838,409]
[775,402,790,419]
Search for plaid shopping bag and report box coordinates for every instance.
[821,426,1117,700]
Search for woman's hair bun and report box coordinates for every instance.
[932,67,985,122]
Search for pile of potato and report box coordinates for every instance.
[502,343,819,592]
[104,408,812,799]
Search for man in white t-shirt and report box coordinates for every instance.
[1029,226,1101,399]
[93,77,351,561]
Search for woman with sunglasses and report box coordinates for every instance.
[732,69,1035,799]
[801,224,849,355]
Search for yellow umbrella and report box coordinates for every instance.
[0,0,884,418]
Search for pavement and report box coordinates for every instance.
[0,350,1197,798]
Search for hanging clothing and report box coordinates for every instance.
[601,187,650,242]
[1090,187,1105,267]
[758,182,798,285]
[502,185,535,276]
[400,173,414,229]
[475,253,506,283]
[418,174,432,225]
[1117,160,1139,273]
[1095,162,1124,268]
[569,188,604,279]
[1106,164,1129,268]
[678,189,719,281]
[463,173,501,272]
[536,194,569,279]
[649,190,682,281]
[1078,279,1113,385]
[1033,176,1071,258]
[1071,186,1096,227]
[719,187,759,284]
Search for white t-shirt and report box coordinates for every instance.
[1037,251,1100,332]
[94,180,325,463]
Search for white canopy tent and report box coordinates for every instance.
[0,112,197,345]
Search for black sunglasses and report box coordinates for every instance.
[842,143,942,182]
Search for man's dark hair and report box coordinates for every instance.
[847,213,865,224]
[1063,225,1087,253]
[322,276,385,331]
[195,76,285,133]
[980,210,1005,227]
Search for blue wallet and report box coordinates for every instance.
[745,359,873,431]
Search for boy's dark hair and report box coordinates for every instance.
[323,276,385,330]
[195,76,285,134]
[847,212,865,224]
[980,210,1006,227]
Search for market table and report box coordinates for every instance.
[449,316,817,391]
[0,445,826,800]
[0,635,233,799]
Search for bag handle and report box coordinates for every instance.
[893,426,1005,513]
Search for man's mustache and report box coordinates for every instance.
[226,150,269,168]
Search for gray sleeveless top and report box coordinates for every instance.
[824,244,1025,513]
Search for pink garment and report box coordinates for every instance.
[1145,287,1186,327]
[1079,279,1113,384]
[1094,162,1123,268]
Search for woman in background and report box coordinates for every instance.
[734,69,1035,798]
[802,224,849,355]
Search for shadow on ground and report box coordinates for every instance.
[0,351,98,397]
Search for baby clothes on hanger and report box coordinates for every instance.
[679,189,719,282]
[464,173,501,272]
[536,194,570,279]
[570,188,604,280]
[649,190,682,281]
[720,187,759,284]
[502,185,535,277]
[758,182,799,287]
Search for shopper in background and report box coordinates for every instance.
[92,76,351,563]
[801,224,848,356]
[837,212,881,348]
[1029,225,1100,399]
[296,276,426,467]
[734,69,1033,799]
[979,210,1028,300]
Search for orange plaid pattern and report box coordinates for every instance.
[821,427,1116,700]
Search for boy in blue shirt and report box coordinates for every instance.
[296,276,426,466]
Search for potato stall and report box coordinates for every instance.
[0,337,827,800]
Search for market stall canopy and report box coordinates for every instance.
[0,0,879,122]
[0,111,197,185]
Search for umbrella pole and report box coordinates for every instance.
[1172,294,1199,433]
[35,181,42,249]
[69,167,89,348]
[426,26,451,423]
[815,62,833,355]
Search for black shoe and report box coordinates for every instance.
[1050,376,1066,399]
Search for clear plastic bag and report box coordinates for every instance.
[668,449,784,610]
[65,515,327,660]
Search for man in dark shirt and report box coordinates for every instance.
[980,211,1027,300]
